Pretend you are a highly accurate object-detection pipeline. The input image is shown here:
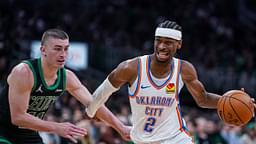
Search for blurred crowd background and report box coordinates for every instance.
[0,0,256,143]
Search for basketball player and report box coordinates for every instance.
[86,20,223,144]
[0,29,130,144]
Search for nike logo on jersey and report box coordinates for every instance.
[141,85,151,89]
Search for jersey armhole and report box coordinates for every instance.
[61,68,67,95]
[22,60,37,92]
[179,60,183,83]
[129,58,141,97]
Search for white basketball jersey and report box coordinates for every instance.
[128,55,189,143]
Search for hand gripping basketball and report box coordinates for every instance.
[217,89,255,126]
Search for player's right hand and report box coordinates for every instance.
[55,122,87,143]
[118,125,131,141]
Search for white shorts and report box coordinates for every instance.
[136,131,193,144]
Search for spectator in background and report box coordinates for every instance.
[221,124,242,144]
[205,119,227,144]
[240,123,256,144]
[193,117,211,144]
[39,114,61,144]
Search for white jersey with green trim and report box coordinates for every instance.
[128,55,187,143]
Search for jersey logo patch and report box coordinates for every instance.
[36,84,43,93]
[141,85,151,89]
[55,89,62,92]
[166,83,175,94]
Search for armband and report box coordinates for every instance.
[86,78,119,117]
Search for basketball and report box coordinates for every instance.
[217,90,254,126]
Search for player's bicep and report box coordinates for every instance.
[66,70,92,106]
[8,64,33,120]
[108,59,137,88]
[186,79,205,98]
[181,61,206,102]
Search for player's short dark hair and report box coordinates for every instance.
[158,20,182,31]
[41,29,69,45]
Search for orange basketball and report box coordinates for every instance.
[217,90,254,126]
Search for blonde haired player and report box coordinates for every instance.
[0,29,130,144]
[87,20,223,144]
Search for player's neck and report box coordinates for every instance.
[150,56,173,78]
[41,59,58,79]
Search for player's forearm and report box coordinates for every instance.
[201,92,221,108]
[11,113,57,132]
[95,106,125,133]
[86,78,119,117]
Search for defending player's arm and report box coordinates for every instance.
[66,69,131,140]
[65,69,93,107]
[8,64,86,143]
[86,58,138,117]
[181,60,221,108]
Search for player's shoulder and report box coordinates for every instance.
[11,62,32,76]
[65,68,73,75]
[180,59,195,70]
[7,62,33,84]
[64,68,81,89]
[111,56,141,80]
[119,56,140,70]
[180,59,197,81]
[64,68,77,79]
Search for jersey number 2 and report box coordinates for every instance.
[144,117,156,132]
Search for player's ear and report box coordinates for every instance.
[177,40,182,49]
[40,46,46,57]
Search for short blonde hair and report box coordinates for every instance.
[41,29,69,46]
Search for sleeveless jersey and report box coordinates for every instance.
[0,58,66,144]
[128,55,189,143]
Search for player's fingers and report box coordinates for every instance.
[66,135,78,143]
[70,127,87,136]
[70,124,87,131]
[253,103,256,117]
[121,131,131,141]
[70,125,87,135]
[241,88,245,91]
[69,131,86,137]
[125,135,131,141]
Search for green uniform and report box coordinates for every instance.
[0,58,66,144]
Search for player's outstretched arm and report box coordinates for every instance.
[8,64,86,143]
[65,69,93,106]
[86,58,138,117]
[66,69,131,141]
[181,60,221,108]
[94,106,131,141]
